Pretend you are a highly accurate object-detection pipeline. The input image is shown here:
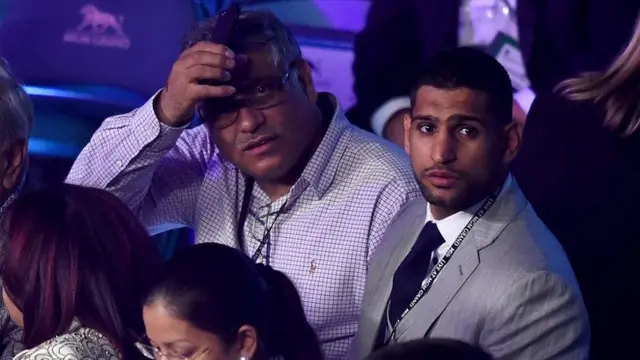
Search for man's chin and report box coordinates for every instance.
[243,158,289,181]
[423,186,465,209]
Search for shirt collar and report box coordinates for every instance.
[426,174,513,245]
[292,92,348,200]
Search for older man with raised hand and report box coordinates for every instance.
[67,9,420,359]
[0,59,33,360]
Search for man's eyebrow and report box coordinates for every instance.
[411,114,438,122]
[412,114,484,124]
[449,114,483,123]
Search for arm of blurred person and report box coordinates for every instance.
[531,0,638,93]
[512,1,638,124]
[66,93,210,235]
[567,1,638,74]
[346,0,422,139]
[481,272,590,360]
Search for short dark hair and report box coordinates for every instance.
[1,184,161,358]
[145,243,323,360]
[410,47,513,126]
[365,338,494,360]
[183,10,302,73]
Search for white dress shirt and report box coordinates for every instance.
[370,0,535,136]
[426,174,513,262]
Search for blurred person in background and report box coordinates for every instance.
[0,58,33,360]
[364,338,493,360]
[348,0,640,147]
[67,9,419,359]
[139,243,323,360]
[1,184,162,360]
[511,14,640,360]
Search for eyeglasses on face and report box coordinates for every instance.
[199,67,294,129]
[135,340,209,360]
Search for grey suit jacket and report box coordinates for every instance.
[352,181,589,360]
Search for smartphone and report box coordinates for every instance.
[210,4,240,44]
[198,4,241,86]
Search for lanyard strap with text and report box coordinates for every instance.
[250,201,287,265]
[384,186,502,345]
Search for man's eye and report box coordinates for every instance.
[418,124,436,133]
[459,127,477,136]
[254,85,270,96]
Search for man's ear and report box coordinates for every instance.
[296,59,317,103]
[502,121,522,164]
[403,112,412,155]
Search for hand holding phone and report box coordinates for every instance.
[199,4,241,86]
[154,5,241,126]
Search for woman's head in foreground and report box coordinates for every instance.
[140,243,323,360]
[0,184,161,356]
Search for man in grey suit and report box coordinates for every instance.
[352,48,589,360]
[0,58,32,360]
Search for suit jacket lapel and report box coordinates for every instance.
[398,235,480,340]
[396,180,529,340]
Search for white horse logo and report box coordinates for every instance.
[75,4,125,35]
[63,3,130,49]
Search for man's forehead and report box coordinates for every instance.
[231,48,281,83]
[414,86,489,112]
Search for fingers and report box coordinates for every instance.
[179,50,235,71]
[181,41,233,57]
[185,65,231,82]
[189,84,236,99]
[172,42,241,101]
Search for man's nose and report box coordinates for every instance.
[431,132,457,164]
[236,106,265,133]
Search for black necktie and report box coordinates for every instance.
[388,222,445,325]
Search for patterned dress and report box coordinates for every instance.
[0,188,24,360]
[13,321,120,360]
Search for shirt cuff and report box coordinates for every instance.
[370,96,411,137]
[513,88,536,114]
[135,90,190,152]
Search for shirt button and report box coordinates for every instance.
[115,160,122,168]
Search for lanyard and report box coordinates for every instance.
[384,186,502,345]
[236,177,287,266]
[249,201,287,265]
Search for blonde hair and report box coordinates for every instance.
[557,13,640,137]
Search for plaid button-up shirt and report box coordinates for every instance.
[67,93,421,359]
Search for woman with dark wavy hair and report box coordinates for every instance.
[0,184,162,360]
[138,243,323,360]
